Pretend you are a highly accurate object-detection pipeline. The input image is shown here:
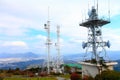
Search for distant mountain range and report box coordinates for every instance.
[63,51,120,61]
[0,52,40,58]
[0,51,120,71]
[107,51,120,60]
[0,51,120,61]
[114,59,120,72]
[0,52,44,63]
[0,59,44,70]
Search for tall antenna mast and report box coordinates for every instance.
[44,7,52,74]
[57,26,60,62]
[55,25,64,73]
[97,0,98,15]
[56,26,60,72]
[48,7,50,21]
[94,0,96,7]
[108,0,110,21]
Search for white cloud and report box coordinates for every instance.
[35,35,46,41]
[102,28,120,51]
[0,41,29,53]
[0,0,120,54]
[0,58,24,63]
[2,41,28,47]
[0,12,42,36]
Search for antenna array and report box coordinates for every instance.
[44,8,64,74]
[80,2,110,62]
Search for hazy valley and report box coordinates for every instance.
[0,51,120,71]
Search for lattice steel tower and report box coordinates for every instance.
[80,6,110,63]
[79,1,117,78]
[55,26,64,73]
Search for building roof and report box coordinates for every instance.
[63,63,82,69]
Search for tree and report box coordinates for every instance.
[15,67,20,71]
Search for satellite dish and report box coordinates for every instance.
[44,24,48,29]
[82,42,87,49]
[106,40,110,48]
[44,24,47,26]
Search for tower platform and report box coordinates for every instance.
[80,19,110,28]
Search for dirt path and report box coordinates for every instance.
[56,77,70,80]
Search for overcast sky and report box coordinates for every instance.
[0,0,120,55]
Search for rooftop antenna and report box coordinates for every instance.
[97,0,98,16]
[81,11,84,22]
[84,10,87,20]
[44,6,52,74]
[108,0,110,21]
[88,0,89,10]
[94,0,96,7]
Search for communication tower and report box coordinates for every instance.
[43,8,64,74]
[54,26,64,73]
[44,8,52,74]
[79,1,117,78]
[80,6,110,62]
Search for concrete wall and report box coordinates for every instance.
[82,63,99,78]
[80,62,117,78]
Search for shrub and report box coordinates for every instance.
[95,70,120,80]
[83,75,94,80]
[50,72,61,76]
[0,77,3,80]
[0,74,4,80]
[70,72,82,80]
[87,76,94,80]
[39,72,48,77]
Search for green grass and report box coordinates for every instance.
[3,74,71,80]
[4,77,57,80]
[60,74,70,79]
